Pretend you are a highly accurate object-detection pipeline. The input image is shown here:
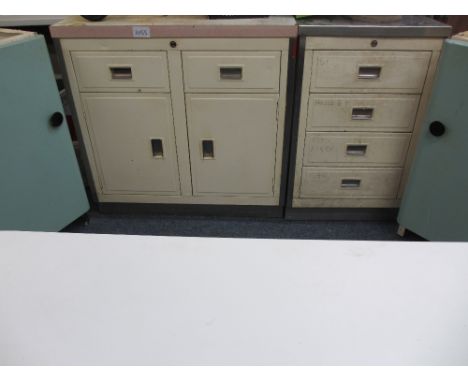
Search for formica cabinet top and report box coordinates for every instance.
[50,16,297,38]
[298,16,452,38]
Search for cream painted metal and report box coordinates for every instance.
[182,51,281,92]
[292,37,444,208]
[72,51,170,92]
[2,231,468,365]
[81,93,180,195]
[300,167,402,199]
[186,94,279,196]
[58,37,290,206]
[307,94,419,133]
[309,50,431,93]
[303,133,411,167]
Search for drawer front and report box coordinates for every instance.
[71,51,170,91]
[303,132,411,167]
[310,51,431,93]
[299,167,402,198]
[307,94,419,132]
[182,51,281,92]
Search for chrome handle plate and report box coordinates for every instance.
[346,144,368,156]
[151,139,164,158]
[110,66,132,80]
[341,179,361,188]
[352,107,374,120]
[220,67,243,80]
[358,66,381,79]
[202,140,215,159]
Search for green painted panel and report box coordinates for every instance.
[0,35,89,231]
[398,39,468,241]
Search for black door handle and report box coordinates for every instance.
[49,112,64,128]
[429,121,446,137]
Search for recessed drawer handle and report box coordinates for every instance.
[352,107,374,120]
[110,66,132,80]
[151,139,164,158]
[220,67,243,80]
[346,144,367,156]
[341,179,361,188]
[358,66,381,79]
[202,140,215,159]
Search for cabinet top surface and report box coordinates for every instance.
[50,15,297,38]
[298,16,452,38]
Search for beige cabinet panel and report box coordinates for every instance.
[310,51,431,93]
[186,94,279,196]
[307,94,419,132]
[81,93,180,194]
[72,51,170,92]
[182,51,281,92]
[300,167,402,199]
[303,132,411,167]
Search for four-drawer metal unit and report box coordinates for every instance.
[50,16,297,213]
[286,16,452,218]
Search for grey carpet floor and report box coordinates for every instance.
[63,210,423,241]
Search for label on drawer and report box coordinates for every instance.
[132,26,151,38]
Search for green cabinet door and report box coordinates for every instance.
[0,32,89,231]
[398,38,468,241]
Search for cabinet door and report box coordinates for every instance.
[0,33,89,231]
[398,39,468,241]
[185,94,279,196]
[81,94,180,195]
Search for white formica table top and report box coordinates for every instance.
[1,231,468,365]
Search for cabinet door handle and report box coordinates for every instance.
[49,111,64,128]
[351,107,374,120]
[220,67,242,80]
[202,140,215,159]
[346,144,367,156]
[110,66,132,80]
[358,66,381,79]
[429,121,446,137]
[341,179,361,188]
[151,139,164,158]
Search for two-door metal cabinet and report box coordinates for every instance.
[286,16,452,218]
[50,16,296,212]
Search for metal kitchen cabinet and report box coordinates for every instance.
[397,33,468,241]
[286,17,451,218]
[51,16,295,210]
[0,29,89,231]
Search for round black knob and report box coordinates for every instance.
[170,40,177,48]
[429,121,446,137]
[49,112,64,128]
[371,39,378,47]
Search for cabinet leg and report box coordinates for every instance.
[397,225,406,237]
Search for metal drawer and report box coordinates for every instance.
[303,132,411,167]
[182,51,281,92]
[307,94,419,132]
[309,50,431,93]
[71,51,170,92]
[299,167,402,198]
